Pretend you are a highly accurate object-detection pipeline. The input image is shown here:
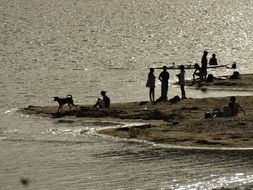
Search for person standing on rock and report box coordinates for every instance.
[146,67,156,103]
[159,66,170,100]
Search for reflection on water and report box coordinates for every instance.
[1,116,253,190]
[1,133,253,190]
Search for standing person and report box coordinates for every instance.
[146,68,155,103]
[158,66,170,100]
[177,65,186,99]
[209,53,218,65]
[201,51,208,81]
[93,91,110,109]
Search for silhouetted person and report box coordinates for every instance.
[228,96,245,116]
[193,63,201,81]
[158,66,170,100]
[229,71,240,79]
[177,65,186,99]
[232,62,237,69]
[146,67,155,103]
[93,91,110,109]
[201,51,208,81]
[209,53,218,65]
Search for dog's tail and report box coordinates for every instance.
[66,94,72,98]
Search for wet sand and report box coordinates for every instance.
[19,74,253,148]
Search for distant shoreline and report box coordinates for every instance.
[19,74,253,149]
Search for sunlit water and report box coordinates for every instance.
[1,0,253,189]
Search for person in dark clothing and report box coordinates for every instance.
[193,63,201,81]
[146,68,156,103]
[229,96,245,116]
[177,65,186,99]
[209,53,218,65]
[201,51,208,81]
[158,66,170,100]
[93,91,110,109]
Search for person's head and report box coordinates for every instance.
[230,96,236,103]
[149,67,154,73]
[212,53,216,57]
[179,65,185,72]
[163,65,167,71]
[204,51,208,56]
[101,91,106,96]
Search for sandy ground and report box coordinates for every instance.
[19,74,253,148]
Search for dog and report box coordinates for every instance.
[54,94,77,112]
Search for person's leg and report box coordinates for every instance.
[149,88,152,102]
[98,99,105,109]
[93,98,100,108]
[150,87,155,102]
[161,84,164,98]
[152,87,155,102]
[163,84,168,98]
[181,85,186,99]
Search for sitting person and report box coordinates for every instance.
[93,91,110,109]
[192,63,201,81]
[228,96,245,116]
[209,96,245,118]
[209,53,218,65]
[229,71,240,79]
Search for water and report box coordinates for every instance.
[1,0,253,189]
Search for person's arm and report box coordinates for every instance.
[193,69,197,80]
[159,73,162,82]
[239,104,246,115]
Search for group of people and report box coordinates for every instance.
[146,51,220,103]
[93,51,245,117]
[146,65,186,103]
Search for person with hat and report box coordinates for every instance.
[93,91,110,109]
[158,65,170,100]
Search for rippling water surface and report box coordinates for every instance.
[1,0,253,189]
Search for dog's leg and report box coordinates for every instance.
[68,103,72,110]
[58,105,64,112]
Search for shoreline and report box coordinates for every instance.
[18,73,253,149]
[19,96,253,149]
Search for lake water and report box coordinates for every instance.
[1,0,253,189]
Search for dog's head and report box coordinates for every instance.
[54,97,59,101]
